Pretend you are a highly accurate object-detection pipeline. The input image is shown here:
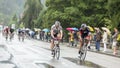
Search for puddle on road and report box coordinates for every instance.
[0,45,19,68]
[0,54,19,68]
[63,57,104,68]
[36,63,55,68]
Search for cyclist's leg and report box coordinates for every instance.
[79,39,83,54]
[9,33,12,40]
[10,33,13,39]
[18,33,21,41]
[22,33,25,41]
[5,33,8,40]
[51,39,55,55]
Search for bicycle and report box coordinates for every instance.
[18,32,24,42]
[4,32,8,41]
[78,38,88,61]
[9,33,14,41]
[52,39,60,60]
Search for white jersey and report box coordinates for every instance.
[51,25,62,36]
[51,25,62,31]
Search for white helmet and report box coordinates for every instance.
[81,24,87,28]
[55,21,61,26]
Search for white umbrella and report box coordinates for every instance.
[94,27,100,31]
[26,28,30,30]
[102,27,111,35]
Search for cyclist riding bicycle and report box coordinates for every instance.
[3,27,9,40]
[4,27,9,34]
[50,21,63,55]
[18,29,25,41]
[78,24,90,54]
[9,28,15,40]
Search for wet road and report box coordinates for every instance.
[0,33,120,68]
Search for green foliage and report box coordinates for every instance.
[8,14,18,28]
[19,22,24,28]
[21,0,120,32]
[21,0,43,29]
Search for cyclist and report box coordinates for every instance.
[3,26,9,40]
[18,28,25,41]
[50,21,63,55]
[78,24,90,54]
[9,28,14,40]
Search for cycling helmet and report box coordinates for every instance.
[81,24,87,28]
[55,21,61,26]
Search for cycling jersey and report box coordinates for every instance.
[79,27,89,39]
[4,28,9,33]
[10,28,14,33]
[51,25,62,38]
[18,29,25,34]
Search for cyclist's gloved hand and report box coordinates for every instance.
[53,37,57,40]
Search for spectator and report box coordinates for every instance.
[95,28,102,51]
[112,28,119,55]
[102,30,108,52]
[73,31,78,47]
[68,31,74,47]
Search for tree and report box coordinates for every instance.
[42,0,109,29]
[106,0,120,29]
[21,0,43,29]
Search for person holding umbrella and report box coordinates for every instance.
[102,29,108,52]
[112,28,119,55]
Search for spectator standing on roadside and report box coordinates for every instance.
[102,30,108,52]
[95,28,102,51]
[112,28,119,55]
[73,31,78,47]
[68,31,74,47]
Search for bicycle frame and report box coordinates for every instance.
[79,38,88,61]
[53,39,60,60]
[9,33,14,41]
[18,32,25,41]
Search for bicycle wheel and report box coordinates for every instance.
[5,34,8,41]
[10,34,13,41]
[55,46,60,60]
[52,50,55,58]
[6,36,8,41]
[22,37,24,42]
[79,44,87,61]
[22,35,24,42]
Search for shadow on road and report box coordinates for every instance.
[0,45,19,68]
[36,63,55,68]
[63,57,105,68]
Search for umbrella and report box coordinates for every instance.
[42,28,49,32]
[66,28,73,31]
[72,27,78,31]
[66,27,78,31]
[94,27,99,30]
[26,28,30,31]
[102,27,111,35]
[37,29,41,31]
[87,26,94,32]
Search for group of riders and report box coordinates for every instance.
[2,27,26,41]
[50,21,90,56]
[2,26,15,41]
[2,21,90,57]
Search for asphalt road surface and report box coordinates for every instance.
[0,33,120,68]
